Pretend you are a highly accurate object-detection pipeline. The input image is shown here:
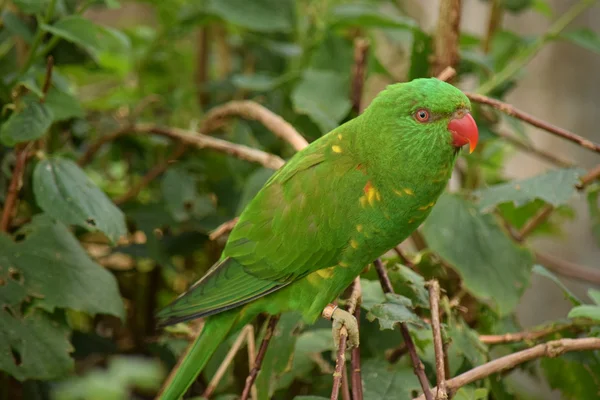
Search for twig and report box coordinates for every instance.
[114,143,187,205]
[479,320,594,345]
[40,56,54,103]
[465,92,600,154]
[1,144,31,232]
[330,278,362,400]
[436,67,457,83]
[516,204,554,240]
[341,366,351,400]
[201,101,308,151]
[240,315,280,400]
[394,246,416,269]
[413,337,600,400]
[351,300,363,400]
[195,26,210,108]
[202,324,255,399]
[79,124,285,170]
[209,217,240,241]
[351,38,369,114]
[427,280,447,399]
[476,0,596,95]
[535,251,600,285]
[577,163,600,189]
[432,0,462,78]
[482,0,503,54]
[494,130,573,167]
[374,259,433,400]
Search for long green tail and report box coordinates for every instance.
[157,312,238,400]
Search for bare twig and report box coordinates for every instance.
[201,101,308,151]
[494,130,573,167]
[578,163,600,189]
[535,251,600,285]
[479,320,594,345]
[413,338,600,400]
[427,280,447,399]
[77,126,131,166]
[114,143,187,205]
[374,259,433,400]
[517,204,554,240]
[436,67,457,83]
[351,300,363,400]
[203,324,255,399]
[351,38,369,114]
[432,0,462,78]
[1,144,32,232]
[240,315,280,400]
[40,56,54,102]
[341,366,351,400]
[465,92,600,154]
[331,333,348,400]
[209,217,240,241]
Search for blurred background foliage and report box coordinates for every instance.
[0,0,599,399]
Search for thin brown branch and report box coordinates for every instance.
[479,320,594,345]
[351,38,369,114]
[578,163,600,189]
[517,204,554,240]
[209,217,240,241]
[240,315,280,400]
[331,333,348,400]
[203,324,254,399]
[351,301,363,400]
[77,126,131,166]
[374,259,433,400]
[201,101,308,151]
[432,0,462,78]
[1,144,32,232]
[394,246,416,269]
[465,92,600,154]
[40,56,54,102]
[535,251,600,285]
[427,280,447,399]
[494,130,573,167]
[195,26,210,108]
[436,67,457,83]
[114,143,187,205]
[341,366,351,400]
[413,338,600,400]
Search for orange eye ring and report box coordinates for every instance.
[414,109,430,122]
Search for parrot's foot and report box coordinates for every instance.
[331,308,359,350]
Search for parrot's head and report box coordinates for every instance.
[363,78,479,157]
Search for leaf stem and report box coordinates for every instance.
[476,0,596,95]
[20,0,58,75]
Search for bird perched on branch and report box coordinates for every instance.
[156,78,478,399]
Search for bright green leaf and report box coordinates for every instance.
[532,0,553,17]
[366,293,423,330]
[454,387,489,400]
[0,309,72,381]
[423,194,533,316]
[568,305,600,321]
[33,157,127,243]
[561,28,600,54]
[291,69,351,133]
[362,359,421,400]
[474,168,585,212]
[0,215,124,317]
[533,265,582,306]
[0,96,53,146]
[330,4,417,31]
[208,0,292,32]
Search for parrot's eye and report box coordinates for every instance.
[414,109,430,122]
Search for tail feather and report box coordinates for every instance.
[157,312,238,400]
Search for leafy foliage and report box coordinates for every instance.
[0,0,598,399]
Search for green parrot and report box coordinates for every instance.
[156,78,478,399]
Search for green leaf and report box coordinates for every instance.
[0,96,53,146]
[0,214,124,318]
[388,263,429,309]
[366,293,423,330]
[45,87,84,122]
[502,0,533,13]
[13,0,49,14]
[568,305,600,321]
[589,289,600,305]
[542,353,600,400]
[2,11,35,43]
[309,32,354,75]
[0,309,72,381]
[474,168,585,212]
[454,387,489,400]
[231,74,280,92]
[422,194,533,316]
[447,321,488,368]
[208,0,292,32]
[362,359,421,400]
[291,69,351,133]
[33,157,127,243]
[330,4,417,31]
[587,184,600,247]
[533,265,582,306]
[360,278,387,310]
[532,0,553,17]
[408,30,433,80]
[561,28,600,54]
[161,167,215,222]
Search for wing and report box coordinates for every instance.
[158,128,365,324]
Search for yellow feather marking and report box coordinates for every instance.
[332,145,342,153]
[339,261,349,267]
[403,188,415,196]
[356,224,363,232]
[393,189,404,197]
[365,186,381,206]
[317,267,335,279]
[338,134,343,140]
[350,239,359,249]
[418,201,436,211]
[409,218,416,223]
[359,196,368,208]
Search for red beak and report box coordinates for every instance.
[448,112,478,154]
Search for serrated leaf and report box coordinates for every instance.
[291,69,351,133]
[0,215,124,318]
[362,359,421,400]
[474,168,585,212]
[568,305,600,321]
[533,265,581,306]
[330,4,417,31]
[33,157,127,243]
[45,87,84,122]
[208,0,292,32]
[0,309,72,381]
[360,278,387,310]
[388,263,429,308]
[423,194,533,316]
[366,293,423,330]
[0,96,53,145]
[561,28,600,54]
